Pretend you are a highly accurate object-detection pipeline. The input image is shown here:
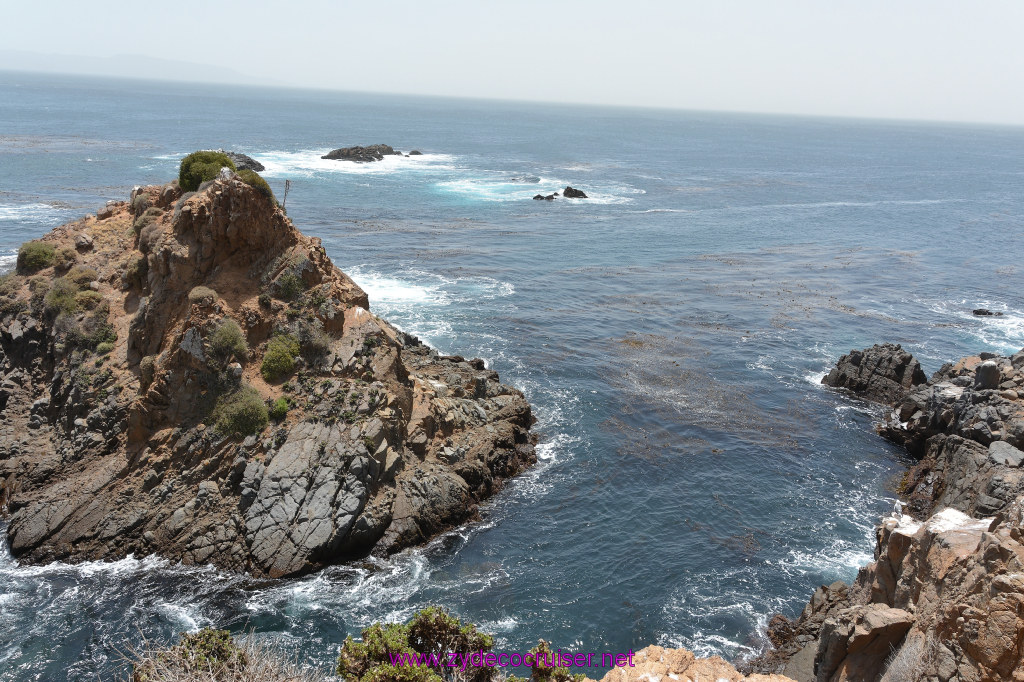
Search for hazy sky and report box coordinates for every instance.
[3,0,1024,125]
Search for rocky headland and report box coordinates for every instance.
[0,172,536,578]
[747,343,1024,681]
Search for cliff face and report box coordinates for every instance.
[0,176,535,578]
[756,345,1024,682]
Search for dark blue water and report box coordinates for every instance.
[1,71,1023,681]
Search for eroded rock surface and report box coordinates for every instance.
[0,175,535,577]
[821,343,927,405]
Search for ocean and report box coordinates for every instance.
[0,71,1022,681]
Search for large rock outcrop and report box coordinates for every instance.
[821,344,927,405]
[753,345,1024,681]
[0,174,535,577]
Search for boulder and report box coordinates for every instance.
[821,343,927,405]
[563,186,588,198]
[975,360,1001,389]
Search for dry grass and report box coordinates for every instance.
[126,629,332,682]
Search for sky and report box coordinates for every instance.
[2,0,1024,125]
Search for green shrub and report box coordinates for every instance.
[261,334,300,382]
[95,341,114,355]
[258,293,271,308]
[213,385,268,436]
[0,273,19,297]
[178,151,236,192]
[188,286,218,305]
[17,241,55,273]
[44,277,79,317]
[275,272,306,301]
[140,355,156,387]
[54,246,77,270]
[338,607,496,682]
[74,289,103,310]
[133,206,163,236]
[209,318,248,362]
[67,265,98,287]
[237,169,274,200]
[268,396,291,421]
[130,193,151,216]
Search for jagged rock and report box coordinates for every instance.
[217,150,265,172]
[0,174,536,577]
[321,144,402,163]
[821,343,927,405]
[563,186,588,198]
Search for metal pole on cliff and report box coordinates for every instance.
[282,179,291,210]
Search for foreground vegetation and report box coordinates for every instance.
[131,609,585,682]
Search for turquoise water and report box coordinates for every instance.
[1,71,1023,680]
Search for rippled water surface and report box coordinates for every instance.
[1,72,1023,680]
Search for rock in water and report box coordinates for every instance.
[563,186,588,198]
[0,172,536,578]
[821,343,927,404]
[408,150,423,155]
[973,308,1003,316]
[217,150,265,172]
[321,144,403,163]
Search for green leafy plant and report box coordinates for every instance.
[213,385,268,436]
[17,241,55,273]
[95,341,115,355]
[178,151,236,192]
[54,246,77,270]
[268,396,291,421]
[275,272,306,301]
[237,169,275,200]
[66,265,98,287]
[44,277,79,317]
[261,334,300,382]
[208,318,248,363]
[338,607,497,682]
[74,289,103,310]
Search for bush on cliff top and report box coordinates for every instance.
[237,169,274,201]
[17,241,55,273]
[213,385,268,436]
[178,150,236,192]
[261,334,300,382]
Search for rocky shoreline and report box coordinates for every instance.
[0,173,535,578]
[746,343,1024,681]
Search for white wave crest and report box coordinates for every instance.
[255,150,456,178]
